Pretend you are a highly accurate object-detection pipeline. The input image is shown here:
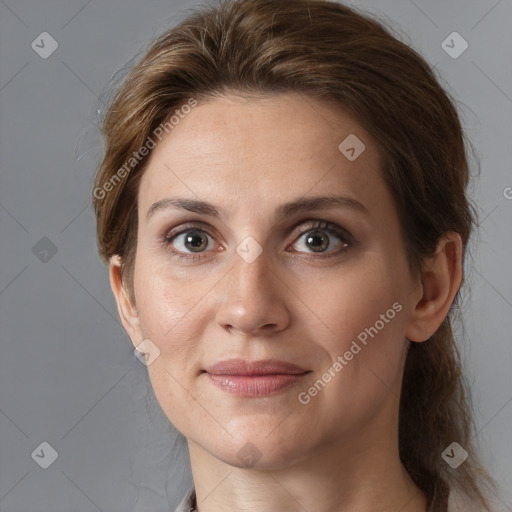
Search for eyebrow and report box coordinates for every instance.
[146,194,368,222]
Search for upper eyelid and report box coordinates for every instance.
[164,219,353,245]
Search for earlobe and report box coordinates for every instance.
[109,255,142,347]
[405,232,463,343]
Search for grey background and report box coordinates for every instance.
[0,0,511,510]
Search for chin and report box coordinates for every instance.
[201,430,312,470]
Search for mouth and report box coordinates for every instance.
[202,359,312,397]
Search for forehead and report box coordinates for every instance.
[138,92,387,219]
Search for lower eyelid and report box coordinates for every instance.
[163,230,215,252]
[163,221,354,255]
[164,235,351,262]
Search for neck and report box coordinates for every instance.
[187,427,427,512]
[186,345,427,512]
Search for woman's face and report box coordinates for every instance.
[126,92,421,468]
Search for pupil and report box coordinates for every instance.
[185,230,207,251]
[307,231,328,252]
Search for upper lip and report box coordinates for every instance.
[204,358,309,376]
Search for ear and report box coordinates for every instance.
[109,255,143,348]
[405,232,463,343]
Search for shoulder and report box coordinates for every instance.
[172,487,196,512]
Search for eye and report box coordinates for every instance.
[290,220,352,256]
[161,220,353,262]
[162,226,217,262]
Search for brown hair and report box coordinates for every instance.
[92,0,497,509]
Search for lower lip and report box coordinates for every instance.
[205,373,309,396]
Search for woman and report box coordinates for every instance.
[92,0,500,510]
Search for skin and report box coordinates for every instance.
[110,92,462,512]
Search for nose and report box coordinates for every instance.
[214,244,291,337]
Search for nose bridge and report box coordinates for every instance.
[215,235,289,335]
[230,235,273,299]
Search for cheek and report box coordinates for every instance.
[306,257,408,402]
[308,258,403,344]
[132,255,209,411]
[133,253,208,338]
[133,258,208,432]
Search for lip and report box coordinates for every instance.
[203,359,311,397]
[205,358,308,376]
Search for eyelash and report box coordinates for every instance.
[161,220,354,262]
